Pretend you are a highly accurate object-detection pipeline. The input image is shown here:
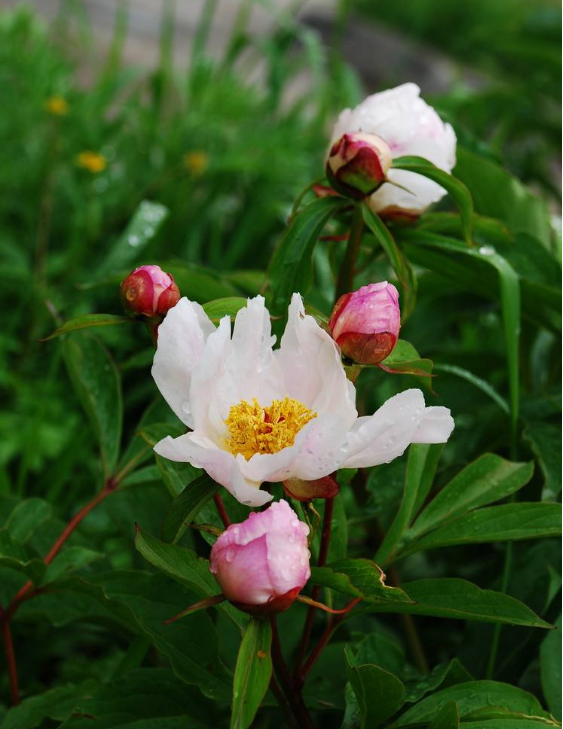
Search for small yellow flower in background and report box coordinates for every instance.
[45,96,69,116]
[183,151,209,176]
[76,151,107,174]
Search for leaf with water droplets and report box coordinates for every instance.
[231,618,272,729]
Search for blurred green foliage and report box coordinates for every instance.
[0,1,560,727]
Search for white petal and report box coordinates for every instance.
[342,389,427,468]
[151,298,215,427]
[276,294,357,428]
[238,413,349,484]
[411,406,454,443]
[154,432,273,507]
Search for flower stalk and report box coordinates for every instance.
[335,205,364,300]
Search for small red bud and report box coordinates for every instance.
[329,282,400,364]
[326,132,391,200]
[120,265,180,319]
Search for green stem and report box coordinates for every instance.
[335,204,364,300]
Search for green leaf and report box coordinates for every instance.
[138,422,198,497]
[55,668,221,728]
[41,314,133,341]
[231,618,272,729]
[406,659,473,704]
[409,455,534,539]
[428,702,460,729]
[134,526,244,628]
[376,444,443,565]
[97,200,169,275]
[0,528,46,583]
[86,571,233,701]
[361,203,417,317]
[454,147,551,244]
[40,546,103,586]
[433,364,510,415]
[345,646,405,728]
[400,503,561,556]
[460,720,560,728]
[6,498,52,542]
[390,680,551,727]
[400,230,521,448]
[62,334,122,477]
[268,196,347,316]
[386,578,553,628]
[379,339,434,379]
[540,613,562,719]
[1,681,98,729]
[161,261,241,302]
[311,559,412,604]
[203,297,248,321]
[523,423,562,501]
[393,155,474,244]
[162,474,220,543]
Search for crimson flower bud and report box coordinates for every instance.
[210,500,310,616]
[326,132,391,199]
[120,265,180,319]
[329,282,400,364]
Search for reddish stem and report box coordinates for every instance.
[300,600,360,682]
[320,234,350,242]
[213,494,231,528]
[1,614,19,705]
[10,485,114,610]
[294,497,334,677]
[270,617,316,729]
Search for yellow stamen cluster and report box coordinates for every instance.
[45,96,69,116]
[76,151,106,174]
[225,397,317,460]
[183,151,209,176]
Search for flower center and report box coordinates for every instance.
[225,397,317,460]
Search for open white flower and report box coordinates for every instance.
[331,83,456,216]
[152,295,454,506]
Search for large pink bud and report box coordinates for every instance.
[326,132,391,200]
[329,282,400,364]
[210,500,310,615]
[121,265,180,319]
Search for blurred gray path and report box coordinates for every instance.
[0,0,476,93]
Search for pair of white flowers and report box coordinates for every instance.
[152,83,456,506]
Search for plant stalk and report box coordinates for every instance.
[335,204,364,300]
[294,497,334,678]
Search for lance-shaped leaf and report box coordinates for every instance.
[370,578,552,628]
[62,333,122,477]
[0,529,46,583]
[362,203,417,318]
[310,558,412,605]
[203,297,247,321]
[409,454,534,539]
[399,503,562,557]
[231,619,272,729]
[268,196,348,316]
[389,680,552,727]
[41,314,133,341]
[393,155,474,244]
[96,200,169,275]
[345,647,405,728]
[162,474,221,544]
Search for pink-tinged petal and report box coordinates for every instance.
[331,83,456,214]
[342,389,426,468]
[211,534,274,605]
[152,297,215,427]
[154,432,272,506]
[411,406,454,444]
[210,500,310,606]
[276,294,357,429]
[238,413,349,484]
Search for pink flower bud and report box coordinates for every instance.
[329,282,400,364]
[120,265,180,319]
[210,500,310,615]
[326,132,392,199]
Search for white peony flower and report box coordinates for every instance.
[331,83,456,216]
[152,295,454,506]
